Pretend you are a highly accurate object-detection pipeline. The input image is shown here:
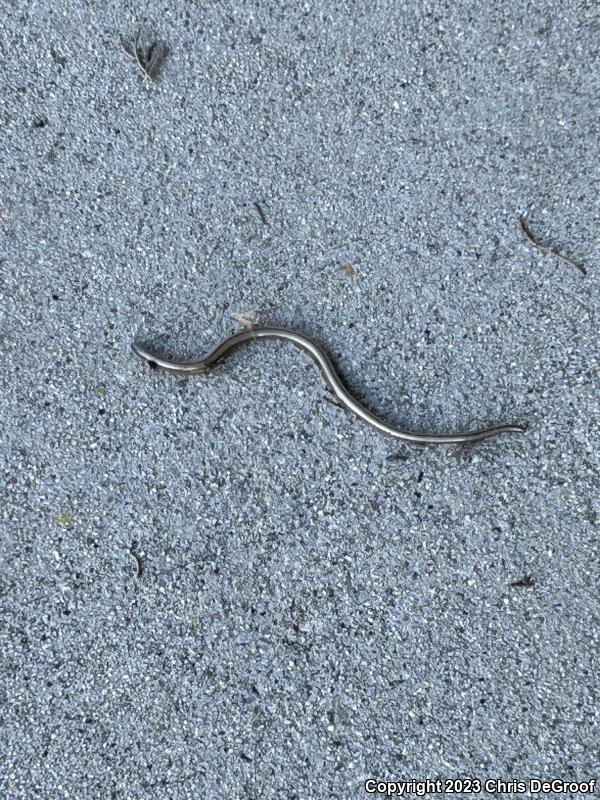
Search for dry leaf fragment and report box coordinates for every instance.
[120,28,168,82]
[231,311,259,327]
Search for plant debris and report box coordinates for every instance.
[120,28,168,82]
[386,451,410,462]
[340,262,356,277]
[129,543,144,578]
[254,201,268,225]
[231,311,259,327]
[323,395,344,410]
[518,215,586,276]
[511,574,535,588]
[55,512,75,528]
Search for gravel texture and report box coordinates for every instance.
[1,1,600,798]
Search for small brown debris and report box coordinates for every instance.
[120,28,168,82]
[518,215,586,276]
[511,575,535,588]
[340,262,356,277]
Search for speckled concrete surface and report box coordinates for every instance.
[1,2,600,798]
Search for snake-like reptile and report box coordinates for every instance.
[132,326,525,446]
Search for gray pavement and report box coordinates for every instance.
[1,1,599,798]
